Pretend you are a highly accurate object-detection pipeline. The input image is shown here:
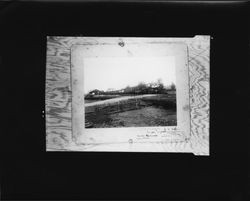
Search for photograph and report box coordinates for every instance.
[84,56,177,129]
[68,37,194,150]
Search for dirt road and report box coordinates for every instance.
[85,94,158,107]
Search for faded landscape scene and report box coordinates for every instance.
[84,57,177,128]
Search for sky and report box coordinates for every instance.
[83,56,176,93]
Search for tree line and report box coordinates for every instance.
[87,79,176,96]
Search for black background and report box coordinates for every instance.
[1,1,249,200]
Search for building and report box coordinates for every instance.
[88,89,102,95]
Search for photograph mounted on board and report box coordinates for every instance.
[46,36,210,154]
[70,37,191,147]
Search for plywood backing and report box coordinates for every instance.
[45,36,209,155]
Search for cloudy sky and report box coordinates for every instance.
[84,56,176,93]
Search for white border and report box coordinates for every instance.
[71,37,190,147]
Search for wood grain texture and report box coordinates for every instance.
[46,36,209,155]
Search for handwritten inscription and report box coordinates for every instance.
[135,127,184,141]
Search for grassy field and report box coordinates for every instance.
[85,94,176,128]
[141,94,176,109]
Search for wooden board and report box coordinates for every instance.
[45,36,210,155]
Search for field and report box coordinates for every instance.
[85,94,176,128]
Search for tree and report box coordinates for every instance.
[170,82,176,90]
[156,78,164,93]
[137,82,147,94]
[124,85,132,94]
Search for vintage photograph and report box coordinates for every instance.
[46,36,210,153]
[84,57,177,129]
[69,37,193,148]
